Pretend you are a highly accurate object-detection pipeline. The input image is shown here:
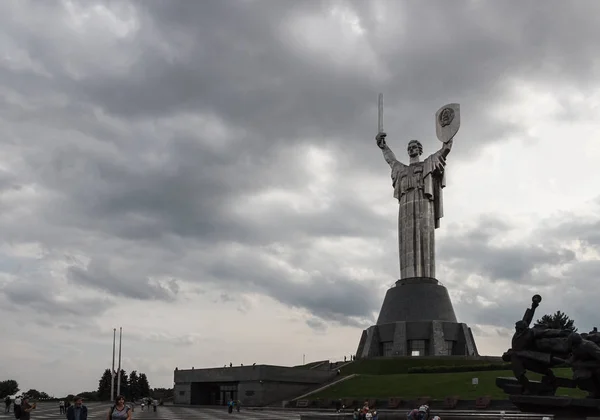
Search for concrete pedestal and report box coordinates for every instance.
[355,277,478,358]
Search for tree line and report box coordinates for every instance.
[2,370,173,402]
[97,369,151,401]
[0,381,48,401]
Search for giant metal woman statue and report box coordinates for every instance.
[375,103,460,279]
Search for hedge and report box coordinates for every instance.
[407,363,512,374]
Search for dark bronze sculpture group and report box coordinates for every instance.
[497,295,600,416]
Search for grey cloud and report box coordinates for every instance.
[67,258,180,302]
[2,0,600,378]
[469,324,512,339]
[439,215,577,283]
[3,0,600,263]
[544,219,600,250]
[203,249,379,327]
[1,277,111,320]
[306,317,327,332]
[444,207,600,331]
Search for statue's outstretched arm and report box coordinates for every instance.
[439,138,453,159]
[382,145,399,168]
[376,132,401,169]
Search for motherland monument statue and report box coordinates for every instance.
[355,95,478,358]
[375,95,458,279]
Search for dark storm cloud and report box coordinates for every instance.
[438,215,577,283]
[204,250,378,327]
[67,258,180,301]
[306,317,327,332]
[440,204,600,331]
[2,0,600,328]
[1,276,111,320]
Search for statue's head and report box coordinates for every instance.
[568,332,583,348]
[515,320,528,332]
[407,140,423,158]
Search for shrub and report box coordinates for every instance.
[407,363,511,374]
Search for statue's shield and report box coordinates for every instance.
[435,103,460,143]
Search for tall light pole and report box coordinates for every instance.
[116,327,123,396]
[111,328,116,402]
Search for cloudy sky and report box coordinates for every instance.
[1,0,600,397]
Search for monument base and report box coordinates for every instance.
[355,277,478,358]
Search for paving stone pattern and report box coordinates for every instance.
[1,403,303,420]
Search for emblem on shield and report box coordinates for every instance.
[435,103,460,143]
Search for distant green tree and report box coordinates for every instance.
[25,389,42,399]
[77,391,99,401]
[138,373,150,398]
[152,388,173,400]
[97,369,113,401]
[117,370,129,399]
[535,310,577,332]
[128,371,141,401]
[0,380,19,399]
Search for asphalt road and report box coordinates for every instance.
[1,402,305,420]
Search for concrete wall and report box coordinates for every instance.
[174,382,192,405]
[173,364,335,406]
[174,365,332,384]
[238,381,312,406]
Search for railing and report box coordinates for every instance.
[299,411,554,420]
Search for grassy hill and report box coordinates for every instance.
[338,356,503,375]
[294,358,584,401]
[311,368,586,400]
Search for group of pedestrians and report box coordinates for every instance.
[406,405,441,420]
[346,402,442,420]
[62,395,133,420]
[352,401,378,420]
[58,399,72,414]
[139,397,159,412]
[4,395,37,420]
[2,395,140,420]
[226,399,241,414]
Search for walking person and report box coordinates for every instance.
[66,396,87,420]
[59,400,65,414]
[19,395,36,420]
[4,396,10,413]
[227,399,233,414]
[107,395,132,420]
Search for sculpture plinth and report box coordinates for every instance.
[355,100,478,359]
[356,278,478,358]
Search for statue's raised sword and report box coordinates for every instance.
[378,93,384,134]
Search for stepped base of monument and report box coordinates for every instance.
[355,319,478,357]
[356,277,478,358]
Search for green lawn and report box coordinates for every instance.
[311,368,587,400]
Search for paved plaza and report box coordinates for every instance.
[1,402,306,420]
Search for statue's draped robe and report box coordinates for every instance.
[382,144,450,279]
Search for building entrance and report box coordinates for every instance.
[219,384,238,405]
[190,382,238,405]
